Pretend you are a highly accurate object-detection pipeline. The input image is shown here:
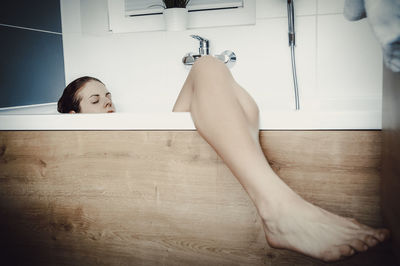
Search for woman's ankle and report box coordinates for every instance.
[254,184,303,222]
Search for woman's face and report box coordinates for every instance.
[72,80,116,113]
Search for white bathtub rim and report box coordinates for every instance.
[0,110,382,130]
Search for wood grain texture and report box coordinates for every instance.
[0,130,396,266]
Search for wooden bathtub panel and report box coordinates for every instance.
[0,131,396,265]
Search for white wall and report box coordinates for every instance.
[60,0,382,128]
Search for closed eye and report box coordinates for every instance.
[92,100,99,104]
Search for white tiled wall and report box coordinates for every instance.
[317,15,382,111]
[257,0,316,18]
[60,0,382,128]
[317,0,346,14]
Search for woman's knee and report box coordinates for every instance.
[192,56,232,78]
[192,55,222,68]
[190,56,235,91]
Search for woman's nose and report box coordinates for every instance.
[104,98,112,108]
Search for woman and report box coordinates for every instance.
[58,56,390,262]
[57,76,115,113]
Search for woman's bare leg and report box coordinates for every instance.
[172,56,390,262]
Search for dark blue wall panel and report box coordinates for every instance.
[0,0,62,33]
[0,26,65,108]
[0,0,65,108]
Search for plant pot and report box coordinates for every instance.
[163,8,188,31]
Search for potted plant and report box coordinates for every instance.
[162,0,191,31]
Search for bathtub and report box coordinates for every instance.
[0,102,388,265]
[0,102,381,130]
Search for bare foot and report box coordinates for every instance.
[259,192,390,262]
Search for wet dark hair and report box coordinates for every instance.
[57,76,103,113]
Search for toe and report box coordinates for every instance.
[347,218,387,239]
[349,239,368,252]
[375,228,391,241]
[351,222,391,243]
[367,228,390,242]
[364,235,379,247]
[338,245,355,257]
[321,245,355,262]
[320,248,342,262]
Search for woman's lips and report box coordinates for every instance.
[107,110,114,113]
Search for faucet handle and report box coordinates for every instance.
[190,35,210,55]
[190,35,208,42]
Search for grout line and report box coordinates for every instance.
[257,12,343,21]
[257,13,316,21]
[0,23,62,35]
[317,12,344,16]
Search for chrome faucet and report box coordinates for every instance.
[191,35,209,56]
[182,35,237,67]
